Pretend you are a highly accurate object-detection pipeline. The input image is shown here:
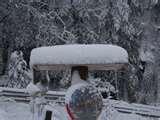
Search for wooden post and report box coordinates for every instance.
[45,111,52,120]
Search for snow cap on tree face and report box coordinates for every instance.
[30,44,128,71]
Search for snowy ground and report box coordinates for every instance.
[0,99,159,120]
[0,101,31,120]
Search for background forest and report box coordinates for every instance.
[0,0,160,105]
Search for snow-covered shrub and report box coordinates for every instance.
[7,51,31,88]
[89,76,116,99]
[60,69,71,89]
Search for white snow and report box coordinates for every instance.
[30,44,128,70]
[140,50,154,62]
[65,83,87,104]
[36,82,48,93]
[26,82,40,96]
[0,109,7,120]
[0,87,28,94]
[0,101,31,120]
[71,70,88,85]
[0,99,159,120]
[0,87,159,120]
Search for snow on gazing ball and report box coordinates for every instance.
[65,83,103,120]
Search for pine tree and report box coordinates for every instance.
[7,51,31,88]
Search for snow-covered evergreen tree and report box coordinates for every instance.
[7,51,31,88]
[89,76,116,99]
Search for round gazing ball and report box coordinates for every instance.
[65,83,103,120]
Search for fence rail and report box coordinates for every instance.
[0,87,65,103]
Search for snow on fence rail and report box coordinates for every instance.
[103,100,160,118]
[0,87,160,118]
[0,87,65,103]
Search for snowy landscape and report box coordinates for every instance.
[0,95,160,120]
[1,0,160,120]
